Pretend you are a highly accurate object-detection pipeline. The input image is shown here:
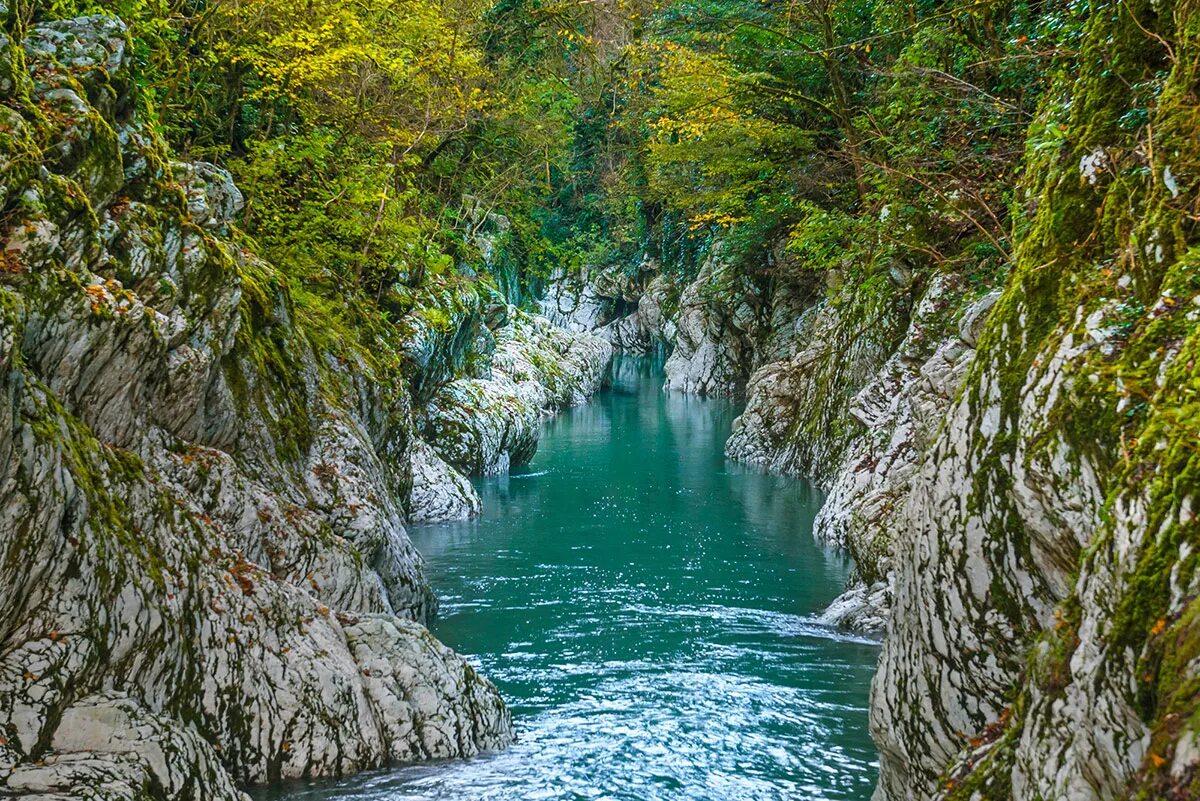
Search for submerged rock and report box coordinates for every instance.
[818,580,890,635]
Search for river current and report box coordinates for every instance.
[273,356,879,801]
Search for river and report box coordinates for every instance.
[273,356,879,801]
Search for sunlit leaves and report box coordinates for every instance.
[632,38,814,234]
[211,0,489,145]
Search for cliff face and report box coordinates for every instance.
[873,4,1200,799]
[419,308,611,478]
[0,14,601,799]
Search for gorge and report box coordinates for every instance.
[269,357,879,801]
[2,2,1200,801]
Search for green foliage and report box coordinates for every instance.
[233,131,450,295]
[783,202,863,273]
[505,0,1076,290]
[26,0,1080,313]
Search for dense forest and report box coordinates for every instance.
[21,0,1071,322]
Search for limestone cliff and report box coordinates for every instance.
[420,308,611,478]
[872,5,1200,798]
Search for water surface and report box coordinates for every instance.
[278,357,878,801]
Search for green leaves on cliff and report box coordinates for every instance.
[28,0,1084,305]
[212,0,487,143]
[234,132,451,294]
[516,0,1080,283]
[31,0,584,299]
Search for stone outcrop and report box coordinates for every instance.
[661,249,758,396]
[724,274,905,481]
[0,16,513,799]
[397,277,498,407]
[599,273,677,354]
[813,280,1000,633]
[715,272,995,635]
[862,8,1200,799]
[420,309,611,476]
[407,438,482,523]
[539,265,612,334]
[543,247,820,398]
[540,259,678,353]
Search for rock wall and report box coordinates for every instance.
[714,268,1004,637]
[540,258,678,353]
[661,247,759,396]
[653,4,1200,800]
[407,438,482,524]
[872,5,1200,799]
[723,277,903,482]
[543,245,819,399]
[419,309,611,478]
[800,278,997,633]
[0,16,528,799]
[403,300,611,525]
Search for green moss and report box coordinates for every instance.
[22,384,170,593]
[1136,596,1200,799]
[224,277,314,464]
[938,1,1200,792]
[940,726,1017,801]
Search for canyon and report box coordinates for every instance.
[2,4,1199,801]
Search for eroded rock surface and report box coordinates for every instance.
[661,250,758,397]
[541,259,678,353]
[408,438,482,523]
[871,10,1200,801]
[420,309,611,476]
[0,16,512,799]
[543,248,817,398]
[811,281,999,632]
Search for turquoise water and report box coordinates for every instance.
[279,357,879,801]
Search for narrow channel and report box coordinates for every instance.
[281,356,879,800]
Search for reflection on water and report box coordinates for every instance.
[269,356,879,801]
